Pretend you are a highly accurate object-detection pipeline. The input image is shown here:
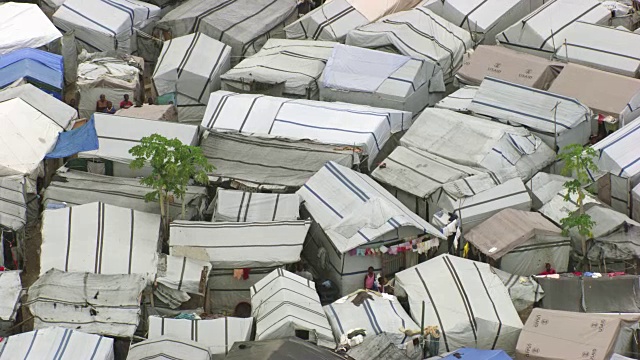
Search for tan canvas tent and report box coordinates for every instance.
[456,45,562,89]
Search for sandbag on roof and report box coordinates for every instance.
[346,6,473,83]
[497,0,611,56]
[400,108,555,181]
[0,84,78,129]
[395,255,523,356]
[422,0,546,45]
[200,91,412,168]
[213,189,299,222]
[468,77,592,151]
[200,131,359,192]
[127,336,210,360]
[155,0,298,65]
[0,3,62,56]
[0,327,114,360]
[148,316,253,356]
[251,269,335,348]
[222,39,336,100]
[152,32,231,123]
[53,0,160,54]
[27,269,146,338]
[456,45,562,90]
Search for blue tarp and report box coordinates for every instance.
[441,348,511,360]
[0,48,63,98]
[45,117,99,159]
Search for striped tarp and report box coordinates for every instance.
[127,336,210,360]
[213,189,299,222]
[0,327,114,360]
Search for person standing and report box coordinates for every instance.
[120,94,133,109]
[364,266,378,291]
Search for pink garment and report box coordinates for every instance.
[365,274,375,289]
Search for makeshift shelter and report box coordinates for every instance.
[76,53,143,119]
[222,39,336,100]
[395,255,523,355]
[0,327,114,360]
[127,336,210,360]
[52,0,161,54]
[114,105,178,122]
[285,0,421,42]
[455,45,563,89]
[468,77,592,151]
[493,268,544,316]
[0,271,21,336]
[152,33,231,123]
[422,0,546,45]
[0,84,78,129]
[200,131,359,192]
[298,161,445,294]
[27,269,146,337]
[169,220,310,313]
[548,64,640,127]
[0,48,63,99]
[434,86,478,112]
[251,269,335,348]
[400,108,556,181]
[515,309,640,360]
[525,172,572,210]
[40,202,161,277]
[0,3,62,55]
[154,254,211,308]
[582,206,640,271]
[319,44,446,115]
[348,333,422,360]
[201,91,412,169]
[212,189,300,222]
[78,114,198,177]
[554,21,640,78]
[225,338,346,360]
[465,209,571,275]
[324,291,420,348]
[346,7,473,83]
[154,0,298,64]
[43,169,208,221]
[0,176,31,236]
[371,146,482,221]
[497,0,611,56]
[148,316,253,356]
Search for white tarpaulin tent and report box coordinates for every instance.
[525,172,572,210]
[155,254,211,296]
[148,316,253,356]
[422,0,546,45]
[285,0,421,42]
[114,105,178,122]
[155,0,298,65]
[324,291,420,348]
[401,108,556,181]
[40,202,161,277]
[222,39,336,100]
[0,327,114,360]
[127,336,210,360]
[435,86,478,112]
[395,255,524,355]
[201,91,411,169]
[0,84,78,130]
[634,183,640,223]
[496,0,611,56]
[251,269,335,348]
[27,269,146,338]
[468,76,592,151]
[53,0,160,54]
[0,3,62,55]
[0,176,29,232]
[0,271,21,335]
[152,33,231,123]
[346,6,473,83]
[319,44,446,115]
[0,98,62,177]
[213,189,299,222]
[554,22,640,78]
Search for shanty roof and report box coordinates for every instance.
[0,176,28,231]
[590,119,640,180]
[0,3,61,56]
[127,336,211,360]
[0,84,77,129]
[155,254,211,296]
[213,189,299,222]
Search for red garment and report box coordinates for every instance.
[120,100,133,109]
[539,268,557,276]
[242,268,250,280]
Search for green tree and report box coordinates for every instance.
[129,134,213,237]
[557,144,598,255]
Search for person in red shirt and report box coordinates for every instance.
[119,94,133,109]
[539,263,557,276]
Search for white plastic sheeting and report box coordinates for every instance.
[0,3,62,55]
[127,336,210,360]
[169,220,310,268]
[201,91,412,168]
[0,327,114,360]
[27,269,146,338]
[401,108,556,181]
[148,316,253,356]
[0,98,61,177]
[40,202,161,277]
[0,271,21,334]
[395,255,523,356]
[0,84,77,130]
[590,119,640,184]
[346,7,473,82]
[435,86,477,112]
[156,255,211,295]
[0,176,28,231]
[634,183,640,223]
[251,269,336,348]
[525,172,572,210]
[468,77,592,151]
[53,0,160,54]
[152,33,231,123]
[213,189,299,222]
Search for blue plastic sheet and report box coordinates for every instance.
[45,117,99,159]
[0,48,63,97]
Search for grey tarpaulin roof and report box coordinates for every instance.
[348,333,419,360]
[493,268,544,314]
[127,336,211,360]
[525,172,572,211]
[587,224,640,262]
